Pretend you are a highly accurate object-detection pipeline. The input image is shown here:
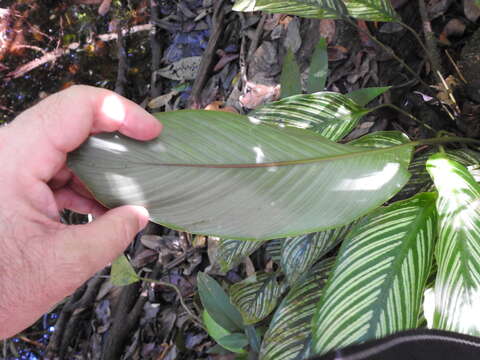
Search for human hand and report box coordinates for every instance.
[0,85,162,339]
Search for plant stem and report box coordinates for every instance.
[344,18,430,89]
[139,277,205,330]
[369,103,436,133]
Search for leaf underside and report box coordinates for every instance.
[69,109,413,240]
[312,192,437,355]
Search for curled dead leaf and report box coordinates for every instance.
[204,101,238,113]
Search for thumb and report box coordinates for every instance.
[53,205,149,281]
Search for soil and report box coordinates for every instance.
[1,0,480,359]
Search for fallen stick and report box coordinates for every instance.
[5,23,152,80]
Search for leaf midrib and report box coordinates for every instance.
[78,140,415,169]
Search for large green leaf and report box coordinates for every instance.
[232,0,399,22]
[345,87,390,107]
[251,92,371,141]
[230,272,286,325]
[260,258,334,360]
[312,192,437,355]
[197,272,244,332]
[217,239,266,272]
[203,310,247,354]
[280,49,302,98]
[307,38,328,93]
[281,223,353,285]
[69,109,414,240]
[233,0,347,19]
[426,153,480,336]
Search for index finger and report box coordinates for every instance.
[9,85,162,181]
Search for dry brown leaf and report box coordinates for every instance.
[156,56,202,81]
[464,0,480,22]
[442,18,466,38]
[204,101,238,113]
[239,81,280,109]
[319,19,336,44]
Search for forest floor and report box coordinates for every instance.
[1,0,480,359]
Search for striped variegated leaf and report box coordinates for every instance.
[312,192,437,355]
[230,272,286,325]
[69,110,414,240]
[233,0,347,19]
[398,148,480,200]
[348,130,410,148]
[266,239,283,264]
[281,224,353,285]
[260,258,334,360]
[232,0,399,22]
[347,0,399,21]
[217,239,266,272]
[251,92,371,141]
[426,153,480,336]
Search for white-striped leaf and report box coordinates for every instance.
[69,110,414,240]
[251,92,371,141]
[426,153,480,336]
[232,0,399,22]
[281,224,353,285]
[312,192,437,355]
[217,239,266,272]
[348,130,410,148]
[399,148,480,200]
[266,239,283,264]
[233,0,347,19]
[347,0,399,21]
[230,272,286,325]
[260,258,334,360]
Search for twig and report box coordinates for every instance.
[139,277,205,330]
[17,335,46,350]
[248,14,266,58]
[416,0,444,76]
[5,24,152,80]
[345,18,430,89]
[188,0,226,109]
[445,49,467,84]
[370,103,436,133]
[150,0,164,100]
[114,21,129,96]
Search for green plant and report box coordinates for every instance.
[68,0,480,358]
